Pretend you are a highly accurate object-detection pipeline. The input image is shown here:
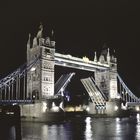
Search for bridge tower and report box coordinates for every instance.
[94,48,118,100]
[108,51,118,100]
[93,48,120,116]
[20,25,64,122]
[26,25,55,100]
[39,35,55,99]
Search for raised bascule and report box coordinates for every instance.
[0,24,140,122]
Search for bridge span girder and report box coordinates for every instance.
[55,53,109,72]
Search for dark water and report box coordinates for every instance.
[1,114,140,140]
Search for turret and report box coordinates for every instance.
[94,52,97,62]
[50,29,56,48]
[110,49,117,71]
[27,34,31,63]
[32,37,38,47]
[107,48,111,64]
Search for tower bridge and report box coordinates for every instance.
[0,24,140,121]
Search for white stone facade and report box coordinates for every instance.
[26,33,55,100]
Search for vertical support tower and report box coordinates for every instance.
[40,37,55,99]
[94,48,118,100]
[108,54,117,100]
[26,25,55,100]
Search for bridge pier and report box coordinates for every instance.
[88,103,106,115]
[105,99,121,116]
[87,99,131,117]
[20,99,65,122]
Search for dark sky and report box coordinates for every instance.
[0,1,140,96]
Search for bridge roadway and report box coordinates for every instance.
[55,53,109,71]
[0,96,62,105]
[0,100,33,104]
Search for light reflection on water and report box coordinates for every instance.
[21,115,140,140]
[136,114,140,139]
[1,115,140,140]
[85,117,92,140]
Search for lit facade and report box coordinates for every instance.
[26,26,55,100]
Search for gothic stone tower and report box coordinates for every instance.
[20,26,64,122]
[94,49,118,100]
[108,55,118,100]
[26,25,55,100]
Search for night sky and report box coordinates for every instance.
[0,1,140,97]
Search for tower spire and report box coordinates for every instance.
[51,29,55,41]
[94,52,97,62]
[107,48,110,64]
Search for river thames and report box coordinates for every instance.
[1,114,140,140]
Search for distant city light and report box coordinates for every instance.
[66,95,70,102]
